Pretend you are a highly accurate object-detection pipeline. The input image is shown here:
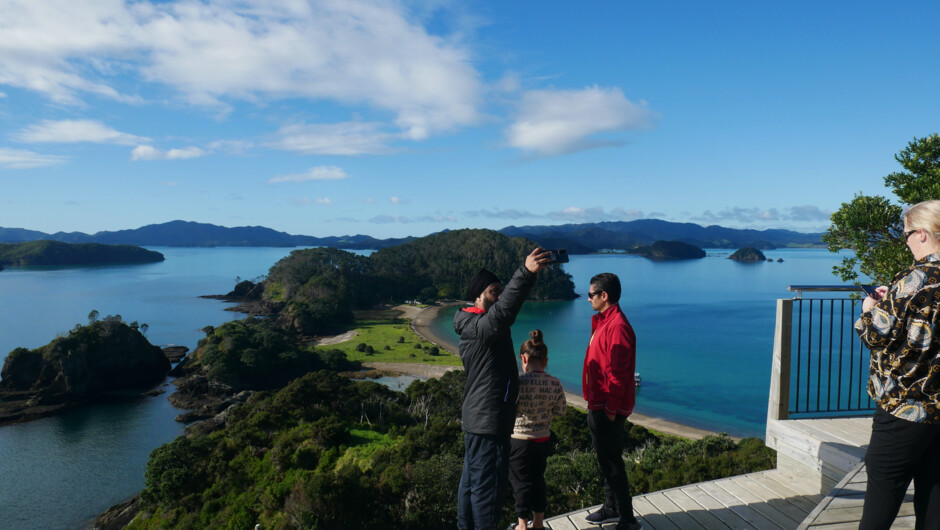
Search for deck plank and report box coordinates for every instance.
[644,491,707,529]
[713,477,802,528]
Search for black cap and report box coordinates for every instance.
[466,269,500,301]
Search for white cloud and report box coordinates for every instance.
[293,197,333,205]
[507,86,655,156]
[15,120,149,145]
[269,166,349,184]
[693,205,832,225]
[131,144,205,160]
[390,196,403,204]
[272,122,393,155]
[207,139,253,154]
[547,206,646,223]
[0,0,481,138]
[369,214,456,224]
[0,147,67,168]
[464,208,539,220]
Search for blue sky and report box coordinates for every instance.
[1,1,938,239]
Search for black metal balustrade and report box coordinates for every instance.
[768,286,875,422]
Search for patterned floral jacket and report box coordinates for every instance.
[855,253,940,423]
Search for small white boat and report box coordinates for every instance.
[634,372,642,387]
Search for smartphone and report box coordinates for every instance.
[859,285,878,297]
[547,249,569,263]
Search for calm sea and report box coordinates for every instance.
[0,246,853,529]
[432,249,859,439]
[0,247,303,530]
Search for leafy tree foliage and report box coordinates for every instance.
[824,134,940,284]
[189,318,359,390]
[132,365,774,530]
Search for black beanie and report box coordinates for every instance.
[466,269,500,301]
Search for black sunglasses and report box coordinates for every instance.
[588,291,603,299]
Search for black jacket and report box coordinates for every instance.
[453,266,537,436]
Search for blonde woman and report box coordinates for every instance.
[856,200,940,529]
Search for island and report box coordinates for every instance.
[0,240,164,267]
[627,240,706,260]
[729,247,767,262]
[0,318,170,425]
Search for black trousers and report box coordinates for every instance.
[859,406,940,530]
[457,432,511,530]
[509,437,553,518]
[587,409,634,517]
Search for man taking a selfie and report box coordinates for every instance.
[453,247,552,530]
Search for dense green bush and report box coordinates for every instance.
[187,318,359,390]
[133,368,774,529]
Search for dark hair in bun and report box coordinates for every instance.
[520,329,548,360]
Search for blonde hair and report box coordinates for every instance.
[904,200,940,239]
[520,329,548,361]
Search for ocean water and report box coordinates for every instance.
[432,249,858,439]
[0,246,853,528]
[0,247,302,530]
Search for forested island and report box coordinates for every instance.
[0,240,164,267]
[0,318,169,425]
[210,229,577,336]
[729,247,768,262]
[626,240,706,260]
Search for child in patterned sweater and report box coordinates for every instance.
[508,329,569,530]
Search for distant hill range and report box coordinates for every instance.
[0,220,415,249]
[0,219,823,251]
[499,219,823,251]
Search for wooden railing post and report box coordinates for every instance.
[768,298,793,422]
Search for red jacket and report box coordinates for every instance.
[582,303,636,416]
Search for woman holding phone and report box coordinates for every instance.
[855,200,940,529]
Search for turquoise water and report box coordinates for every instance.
[432,249,857,439]
[0,247,302,530]
[0,246,852,528]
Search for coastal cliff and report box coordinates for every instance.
[0,319,170,424]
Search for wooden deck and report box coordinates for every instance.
[798,462,916,529]
[765,416,870,491]
[543,416,915,529]
[545,469,824,529]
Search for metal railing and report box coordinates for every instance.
[768,286,875,422]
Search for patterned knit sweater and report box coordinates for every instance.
[511,370,568,440]
[855,253,940,424]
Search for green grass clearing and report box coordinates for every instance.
[319,315,460,366]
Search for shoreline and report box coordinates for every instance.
[376,304,732,441]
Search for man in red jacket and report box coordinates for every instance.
[582,272,641,530]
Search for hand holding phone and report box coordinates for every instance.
[547,249,569,263]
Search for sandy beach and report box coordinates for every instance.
[366,304,731,441]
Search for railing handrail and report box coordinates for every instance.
[787,285,870,299]
[768,294,874,424]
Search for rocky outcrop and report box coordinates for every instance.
[162,345,189,363]
[93,495,140,530]
[729,247,767,262]
[0,320,170,425]
[627,240,706,260]
[199,279,277,316]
